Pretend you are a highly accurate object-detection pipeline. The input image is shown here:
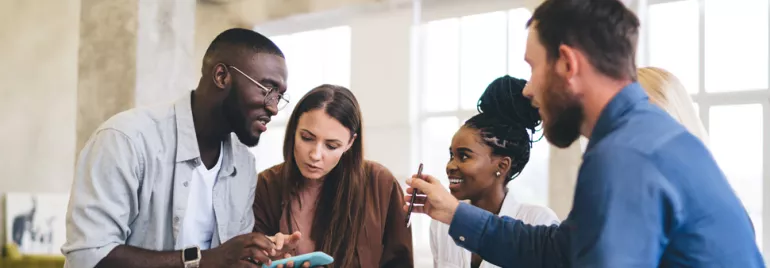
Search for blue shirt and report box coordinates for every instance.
[447,83,764,267]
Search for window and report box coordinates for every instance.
[249,26,352,173]
[424,18,460,113]
[709,104,764,248]
[704,0,768,92]
[459,11,507,110]
[415,6,549,265]
[647,0,699,93]
[420,116,459,183]
[644,0,769,253]
[420,8,543,198]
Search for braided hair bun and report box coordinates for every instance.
[465,75,542,183]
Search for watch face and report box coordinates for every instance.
[184,247,199,261]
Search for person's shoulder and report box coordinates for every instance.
[365,160,399,186]
[518,203,560,226]
[599,104,692,157]
[258,162,287,182]
[586,106,704,175]
[365,160,392,176]
[97,102,175,141]
[580,138,671,197]
[581,144,658,184]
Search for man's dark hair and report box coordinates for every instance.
[527,0,640,81]
[204,28,284,59]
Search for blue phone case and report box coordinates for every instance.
[263,251,334,268]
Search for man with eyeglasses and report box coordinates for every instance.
[63,28,304,268]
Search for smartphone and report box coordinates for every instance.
[263,251,334,268]
[405,163,424,228]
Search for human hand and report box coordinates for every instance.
[269,231,310,268]
[200,232,275,268]
[403,173,460,225]
[273,251,312,268]
[268,231,301,257]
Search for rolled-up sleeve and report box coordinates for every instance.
[61,129,143,268]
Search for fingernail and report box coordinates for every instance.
[406,178,412,184]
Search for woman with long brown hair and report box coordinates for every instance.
[252,84,413,268]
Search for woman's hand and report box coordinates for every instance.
[274,252,311,268]
[269,231,311,268]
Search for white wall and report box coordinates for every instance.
[350,9,414,180]
[0,0,81,243]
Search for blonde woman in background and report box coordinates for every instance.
[638,66,709,145]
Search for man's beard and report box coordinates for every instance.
[541,69,584,149]
[223,86,261,147]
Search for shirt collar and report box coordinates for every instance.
[498,191,522,217]
[173,91,237,176]
[174,91,198,162]
[585,82,648,152]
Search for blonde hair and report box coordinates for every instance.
[638,66,709,145]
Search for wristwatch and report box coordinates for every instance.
[182,246,201,268]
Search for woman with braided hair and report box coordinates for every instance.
[429,75,559,268]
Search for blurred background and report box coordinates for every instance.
[0,0,767,266]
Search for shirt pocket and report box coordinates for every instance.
[223,175,256,222]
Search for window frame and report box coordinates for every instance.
[639,0,770,255]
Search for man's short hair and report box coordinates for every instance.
[204,28,284,59]
[527,0,640,81]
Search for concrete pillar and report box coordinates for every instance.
[76,0,196,152]
[135,0,197,107]
[548,142,583,219]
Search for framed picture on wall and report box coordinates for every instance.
[4,192,69,256]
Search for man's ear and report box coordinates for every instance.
[556,44,580,81]
[212,63,230,90]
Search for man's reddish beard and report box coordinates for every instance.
[540,67,585,148]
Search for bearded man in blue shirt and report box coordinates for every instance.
[404,0,764,267]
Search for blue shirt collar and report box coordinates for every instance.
[585,82,648,152]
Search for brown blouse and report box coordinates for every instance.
[252,161,414,268]
[281,177,324,254]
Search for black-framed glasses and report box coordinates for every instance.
[228,65,290,110]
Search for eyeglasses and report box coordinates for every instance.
[227,65,290,110]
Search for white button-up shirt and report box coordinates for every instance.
[430,193,560,268]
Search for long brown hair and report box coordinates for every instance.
[281,84,366,267]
